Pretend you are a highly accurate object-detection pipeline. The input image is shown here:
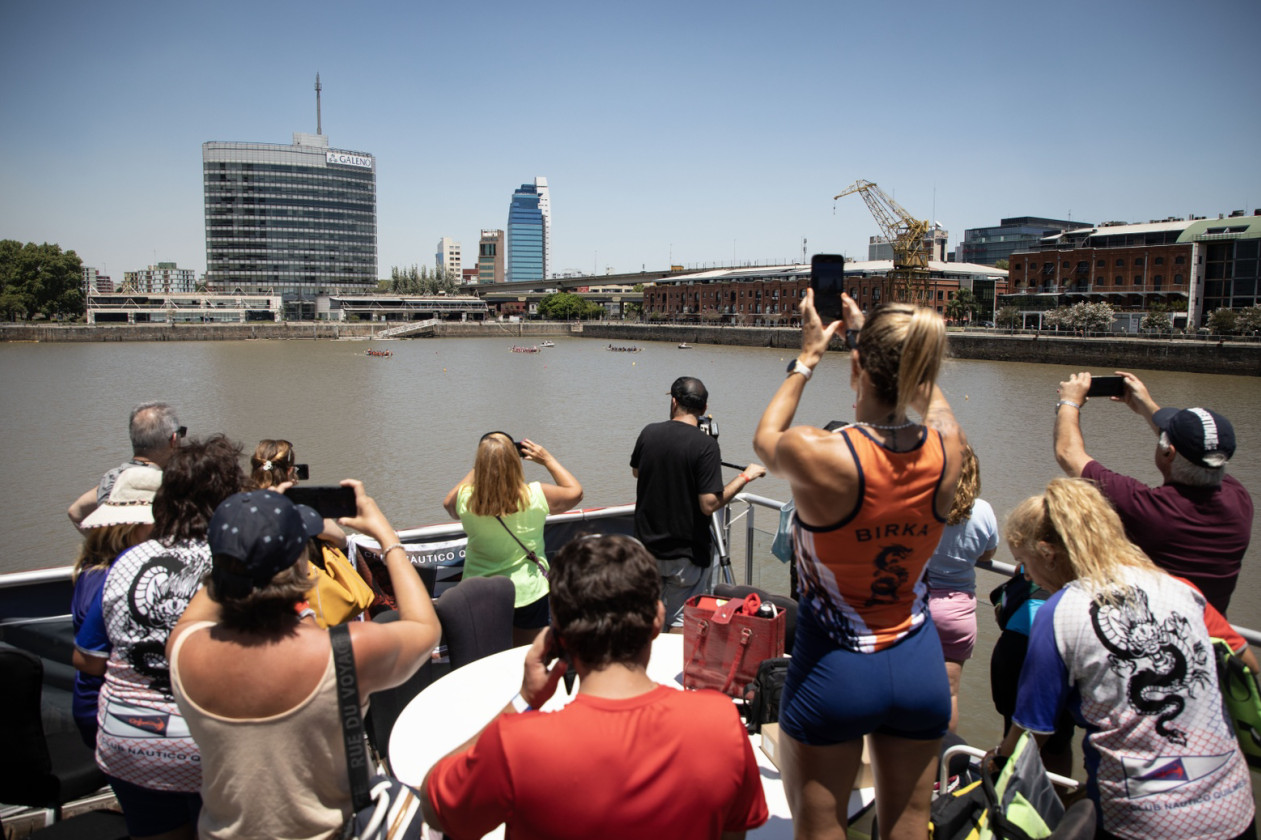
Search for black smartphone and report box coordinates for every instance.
[294,463,310,481]
[515,440,526,458]
[810,254,846,325]
[544,628,577,695]
[286,485,356,519]
[1086,376,1126,398]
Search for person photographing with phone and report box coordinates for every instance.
[1053,370,1251,615]
[420,534,768,840]
[753,269,967,840]
[443,432,583,646]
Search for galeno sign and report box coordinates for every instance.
[326,152,374,169]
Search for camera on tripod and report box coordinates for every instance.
[698,414,720,439]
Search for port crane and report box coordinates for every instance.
[834,180,932,303]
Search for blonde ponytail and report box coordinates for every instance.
[855,303,947,415]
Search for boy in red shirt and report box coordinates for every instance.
[421,535,768,840]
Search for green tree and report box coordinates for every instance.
[624,282,645,319]
[1235,305,1261,334]
[994,259,1010,271]
[390,264,422,295]
[1207,308,1238,335]
[943,295,966,324]
[1042,306,1070,330]
[1141,302,1171,333]
[538,292,599,320]
[0,240,84,320]
[995,306,1021,329]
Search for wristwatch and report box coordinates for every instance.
[786,359,813,381]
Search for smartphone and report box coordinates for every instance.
[810,254,847,325]
[294,463,310,481]
[544,628,577,695]
[286,485,356,519]
[515,440,527,458]
[1086,376,1126,398]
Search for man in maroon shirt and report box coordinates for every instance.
[1053,370,1251,615]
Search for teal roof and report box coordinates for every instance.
[1177,217,1261,242]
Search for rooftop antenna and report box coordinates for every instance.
[315,73,322,135]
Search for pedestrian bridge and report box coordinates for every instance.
[375,318,439,339]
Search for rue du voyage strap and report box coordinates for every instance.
[330,623,372,812]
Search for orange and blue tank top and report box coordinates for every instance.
[792,425,948,653]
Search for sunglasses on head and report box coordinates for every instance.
[481,431,526,456]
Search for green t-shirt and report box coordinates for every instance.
[455,481,549,607]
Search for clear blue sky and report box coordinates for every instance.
[2,0,1258,280]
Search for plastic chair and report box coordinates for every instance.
[0,645,110,818]
[434,576,515,669]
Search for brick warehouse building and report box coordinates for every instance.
[642,261,1008,324]
[1002,212,1261,330]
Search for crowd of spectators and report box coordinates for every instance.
[61,290,1254,840]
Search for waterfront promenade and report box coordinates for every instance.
[3,321,1259,375]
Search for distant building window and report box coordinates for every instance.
[1154,257,1164,266]
[1135,258,1144,266]
[1153,275,1162,283]
[1096,259,1105,267]
[1097,276,1106,285]
[1013,263,1021,270]
[1116,259,1124,267]
[1134,275,1143,285]
[1115,276,1123,286]
[1062,261,1070,268]
[1174,274,1184,284]
[1175,255,1185,265]
[937,290,944,300]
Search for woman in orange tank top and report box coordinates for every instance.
[754,288,967,840]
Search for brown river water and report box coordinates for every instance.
[2,335,1258,775]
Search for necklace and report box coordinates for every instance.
[851,419,919,431]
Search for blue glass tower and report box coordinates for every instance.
[507,183,544,283]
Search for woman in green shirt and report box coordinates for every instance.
[443,432,584,646]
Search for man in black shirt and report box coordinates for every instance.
[630,377,766,630]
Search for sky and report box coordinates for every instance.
[1,0,1258,281]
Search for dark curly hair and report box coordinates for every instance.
[206,561,311,635]
[152,435,245,544]
[549,534,662,669]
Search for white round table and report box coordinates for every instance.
[389,634,872,839]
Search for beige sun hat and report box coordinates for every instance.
[80,466,162,529]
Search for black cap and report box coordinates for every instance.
[670,376,708,411]
[1152,407,1236,469]
[208,491,324,594]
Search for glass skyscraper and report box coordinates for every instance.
[507,182,544,283]
[202,133,377,296]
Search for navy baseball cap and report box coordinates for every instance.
[670,377,708,411]
[208,491,324,593]
[1152,407,1236,469]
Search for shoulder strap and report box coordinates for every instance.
[494,515,548,577]
[330,624,372,811]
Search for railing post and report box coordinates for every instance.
[745,503,755,586]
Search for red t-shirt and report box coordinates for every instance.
[1082,460,1253,615]
[426,685,768,840]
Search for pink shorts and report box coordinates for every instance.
[928,589,977,661]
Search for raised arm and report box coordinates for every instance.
[753,288,849,473]
[1054,373,1094,478]
[1116,371,1162,434]
[523,440,584,514]
[342,480,441,698]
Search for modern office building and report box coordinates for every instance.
[435,237,462,280]
[478,229,505,284]
[82,266,113,294]
[507,183,545,283]
[123,263,197,294]
[868,224,949,262]
[202,132,377,299]
[957,217,1087,266]
[534,177,551,279]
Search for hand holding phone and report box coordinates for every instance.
[809,254,846,326]
[285,485,357,519]
[1086,376,1126,398]
[521,627,571,709]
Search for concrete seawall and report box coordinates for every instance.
[4,322,1257,376]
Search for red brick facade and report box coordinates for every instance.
[1006,244,1191,302]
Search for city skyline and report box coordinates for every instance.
[1,0,1257,283]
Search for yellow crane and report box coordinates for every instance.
[834,180,932,303]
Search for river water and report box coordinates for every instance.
[2,335,1258,769]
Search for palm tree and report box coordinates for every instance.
[944,295,966,324]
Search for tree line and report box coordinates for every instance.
[387,264,460,296]
[0,240,84,321]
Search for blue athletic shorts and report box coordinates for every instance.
[780,607,951,745]
[107,775,202,838]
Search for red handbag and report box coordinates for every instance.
[683,592,786,697]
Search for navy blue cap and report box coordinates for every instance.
[208,491,324,592]
[1153,406,1236,469]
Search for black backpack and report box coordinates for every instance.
[743,657,790,734]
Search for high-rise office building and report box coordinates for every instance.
[507,183,544,283]
[534,177,551,279]
[958,217,1086,266]
[124,263,197,294]
[478,229,505,284]
[436,237,462,280]
[202,132,377,296]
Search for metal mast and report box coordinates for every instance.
[315,73,322,135]
[834,180,931,303]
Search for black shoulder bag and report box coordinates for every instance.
[330,624,425,840]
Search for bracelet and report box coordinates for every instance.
[380,542,405,557]
[1056,400,1082,413]
[510,691,534,714]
